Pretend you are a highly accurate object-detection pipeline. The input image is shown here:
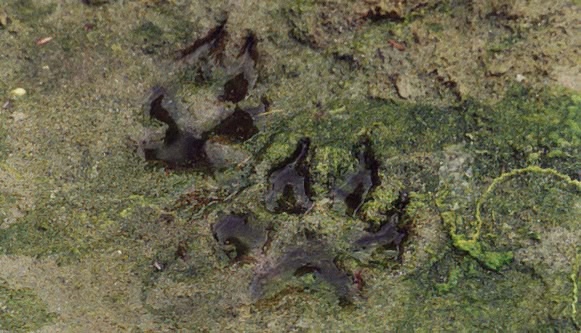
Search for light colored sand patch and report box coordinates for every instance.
[0,255,156,332]
[553,65,581,93]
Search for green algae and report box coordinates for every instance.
[467,88,581,178]
[440,164,580,269]
[449,231,514,271]
[7,0,55,25]
[248,86,579,328]
[0,84,569,329]
[0,279,56,332]
[405,265,562,331]
[431,255,461,294]
[435,164,580,328]
[0,0,579,331]
[259,99,469,195]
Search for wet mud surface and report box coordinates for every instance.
[0,0,580,331]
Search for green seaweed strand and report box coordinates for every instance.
[475,165,581,239]
[443,166,581,271]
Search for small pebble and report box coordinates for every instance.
[36,36,53,46]
[11,88,26,97]
[0,10,9,28]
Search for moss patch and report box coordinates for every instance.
[0,279,56,332]
[467,88,581,179]
[0,0,579,331]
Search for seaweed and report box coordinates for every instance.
[265,138,313,213]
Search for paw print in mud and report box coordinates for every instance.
[210,137,410,303]
[140,19,412,304]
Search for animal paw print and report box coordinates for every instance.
[213,136,410,304]
[140,19,411,304]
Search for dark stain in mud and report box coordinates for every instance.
[148,91,180,145]
[142,24,263,169]
[143,88,267,168]
[177,19,227,63]
[143,88,209,169]
[265,138,313,214]
[250,242,352,303]
[211,107,259,143]
[219,33,259,103]
[359,6,405,23]
[221,73,249,103]
[212,213,267,261]
[354,190,410,253]
[237,32,259,63]
[332,139,380,216]
[81,0,110,6]
[354,218,405,251]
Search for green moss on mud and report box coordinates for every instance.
[7,0,56,26]
[0,279,56,332]
[260,98,469,197]
[406,266,561,331]
[0,0,579,331]
[450,234,514,271]
[0,153,194,263]
[467,88,581,178]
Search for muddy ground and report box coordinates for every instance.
[0,0,580,332]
